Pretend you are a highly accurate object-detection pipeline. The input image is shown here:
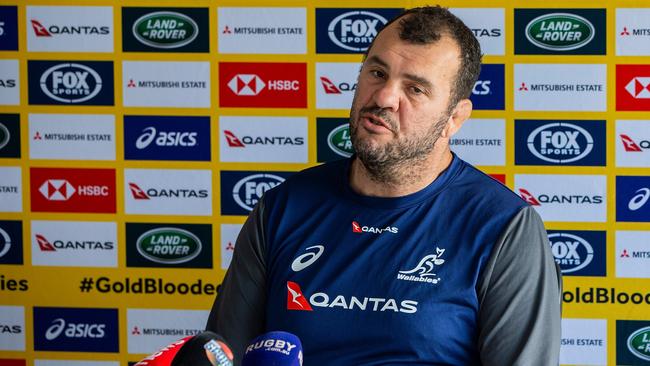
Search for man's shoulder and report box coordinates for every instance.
[451,158,528,213]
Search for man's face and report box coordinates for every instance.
[349,20,462,170]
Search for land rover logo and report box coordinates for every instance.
[327,124,353,157]
[627,326,650,361]
[39,63,102,104]
[525,13,595,51]
[133,11,198,49]
[0,123,10,150]
[136,227,202,264]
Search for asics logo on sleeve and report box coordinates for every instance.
[291,245,324,272]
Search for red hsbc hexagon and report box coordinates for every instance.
[30,168,116,213]
[616,64,650,111]
[219,62,307,108]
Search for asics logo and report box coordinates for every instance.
[291,245,324,272]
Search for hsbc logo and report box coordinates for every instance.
[38,179,109,201]
[219,63,306,108]
[617,65,650,111]
[286,281,418,314]
[38,179,110,201]
[228,74,299,96]
[351,220,398,234]
[228,74,265,96]
[30,168,116,213]
[624,77,650,99]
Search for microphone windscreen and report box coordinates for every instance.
[133,337,191,366]
[171,331,234,366]
[241,331,303,366]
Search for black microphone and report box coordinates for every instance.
[241,331,303,366]
[172,331,234,366]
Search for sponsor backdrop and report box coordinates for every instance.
[0,0,649,365]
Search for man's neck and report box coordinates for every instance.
[349,146,454,197]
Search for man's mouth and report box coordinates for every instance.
[361,113,393,132]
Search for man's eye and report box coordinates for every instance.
[370,70,385,78]
[410,86,424,94]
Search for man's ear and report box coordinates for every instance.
[441,98,472,138]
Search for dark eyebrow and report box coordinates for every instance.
[365,55,434,92]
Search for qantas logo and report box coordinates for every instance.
[320,77,341,94]
[224,130,245,147]
[519,188,541,205]
[128,183,149,200]
[223,130,304,148]
[351,221,398,234]
[39,179,75,201]
[286,281,313,311]
[227,74,265,96]
[35,234,56,251]
[620,134,650,152]
[518,188,602,205]
[625,77,650,99]
[31,20,51,36]
[286,281,418,314]
[127,182,208,199]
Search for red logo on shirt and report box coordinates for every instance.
[352,221,362,233]
[518,188,541,206]
[287,281,313,311]
[616,65,650,111]
[219,62,307,108]
[30,168,116,213]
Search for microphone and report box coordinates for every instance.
[134,331,234,366]
[241,331,303,366]
[172,331,234,366]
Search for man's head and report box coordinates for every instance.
[349,6,482,183]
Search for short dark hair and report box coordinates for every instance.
[366,6,482,108]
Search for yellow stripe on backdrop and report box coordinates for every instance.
[0,0,649,365]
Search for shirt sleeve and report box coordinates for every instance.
[476,205,562,366]
[205,200,268,365]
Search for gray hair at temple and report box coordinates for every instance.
[365,6,483,109]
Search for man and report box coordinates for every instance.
[208,6,561,365]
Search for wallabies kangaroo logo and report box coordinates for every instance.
[399,247,445,277]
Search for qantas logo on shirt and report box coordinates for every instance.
[397,247,446,285]
[518,188,603,205]
[620,134,650,152]
[286,281,418,314]
[351,221,398,234]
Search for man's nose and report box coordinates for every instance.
[371,82,400,112]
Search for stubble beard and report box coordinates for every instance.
[349,104,450,186]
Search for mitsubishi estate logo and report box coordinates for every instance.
[397,247,446,285]
[286,281,313,311]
